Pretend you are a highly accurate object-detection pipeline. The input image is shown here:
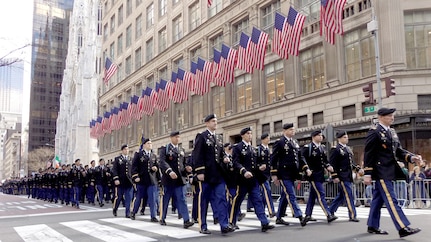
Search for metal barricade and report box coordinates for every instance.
[408,179,431,208]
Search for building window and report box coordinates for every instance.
[208,0,223,18]
[274,120,283,133]
[98,3,103,35]
[125,56,132,75]
[117,34,123,55]
[116,63,123,84]
[173,57,184,71]
[148,115,156,137]
[212,86,226,119]
[135,14,142,39]
[192,95,204,125]
[209,33,223,58]
[110,42,115,60]
[175,102,187,129]
[146,38,153,62]
[173,15,183,42]
[126,24,132,48]
[126,0,132,16]
[418,94,431,110]
[265,60,284,104]
[190,46,201,62]
[299,0,320,24]
[300,45,324,94]
[344,28,375,81]
[312,112,324,125]
[262,123,270,134]
[147,75,155,88]
[189,2,200,31]
[342,105,356,120]
[136,0,142,6]
[236,74,252,113]
[110,14,115,34]
[158,27,167,53]
[260,0,281,35]
[298,115,307,128]
[161,112,170,135]
[146,3,154,29]
[159,0,167,18]
[135,47,141,71]
[233,18,249,45]
[158,66,168,82]
[103,23,108,41]
[118,5,123,26]
[135,82,142,96]
[405,10,431,69]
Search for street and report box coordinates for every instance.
[0,193,430,242]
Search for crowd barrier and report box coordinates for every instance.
[270,179,431,209]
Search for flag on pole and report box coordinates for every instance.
[285,7,306,56]
[52,155,61,169]
[320,0,347,45]
[249,27,268,70]
[213,48,223,86]
[220,44,237,85]
[104,57,118,85]
[237,32,253,73]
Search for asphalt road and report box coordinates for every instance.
[0,193,430,242]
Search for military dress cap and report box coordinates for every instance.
[311,130,322,137]
[377,107,396,116]
[170,130,180,137]
[223,143,231,148]
[142,137,150,144]
[283,123,294,129]
[121,144,128,150]
[240,126,252,135]
[261,133,269,140]
[336,130,347,139]
[204,113,217,122]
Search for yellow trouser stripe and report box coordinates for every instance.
[261,183,273,215]
[380,179,405,228]
[280,181,294,217]
[310,181,328,216]
[341,181,354,219]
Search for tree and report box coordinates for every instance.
[27,147,55,173]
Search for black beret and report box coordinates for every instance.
[223,143,231,148]
[311,130,322,137]
[336,131,347,139]
[170,130,180,137]
[142,137,150,144]
[240,126,252,135]
[204,113,217,122]
[261,133,269,140]
[377,107,396,116]
[283,123,294,129]
[121,144,128,150]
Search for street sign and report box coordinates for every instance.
[364,106,376,113]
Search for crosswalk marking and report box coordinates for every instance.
[160,215,258,232]
[60,220,157,242]
[14,224,73,242]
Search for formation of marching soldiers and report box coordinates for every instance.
[2,110,421,238]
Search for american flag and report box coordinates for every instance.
[220,44,237,85]
[112,107,119,130]
[137,89,146,119]
[285,7,306,56]
[102,111,111,134]
[213,48,223,86]
[320,0,347,45]
[249,27,268,70]
[141,87,156,116]
[95,116,103,138]
[196,58,212,95]
[189,61,198,93]
[148,87,158,115]
[237,32,253,73]
[121,102,130,126]
[104,57,118,85]
[273,12,288,59]
[156,79,170,111]
[89,120,96,139]
[177,68,193,102]
[129,95,139,121]
[169,72,178,102]
[117,105,124,129]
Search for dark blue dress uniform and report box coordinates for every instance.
[71,164,85,208]
[270,134,308,223]
[364,109,421,237]
[301,133,337,225]
[130,149,159,221]
[159,143,193,228]
[231,131,274,232]
[193,127,232,234]
[94,163,109,207]
[256,142,275,217]
[329,140,360,221]
[112,153,133,217]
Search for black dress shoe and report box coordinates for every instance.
[99,203,104,207]
[269,213,275,218]
[178,213,183,219]
[327,214,338,223]
[275,218,290,225]
[301,215,311,227]
[221,226,235,234]
[349,218,360,222]
[130,213,135,220]
[150,217,159,222]
[399,227,421,238]
[261,223,275,232]
[367,227,389,235]
[247,208,254,212]
[160,219,167,225]
[200,229,211,234]
[308,216,317,221]
[229,223,239,230]
[238,213,246,221]
[183,220,194,229]
[125,215,130,218]
[113,209,117,217]
[213,218,219,224]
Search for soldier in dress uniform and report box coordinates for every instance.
[301,130,337,226]
[192,114,234,234]
[231,127,275,232]
[86,160,96,205]
[94,158,109,207]
[112,144,134,218]
[329,131,362,222]
[257,133,275,218]
[158,131,194,229]
[363,108,421,238]
[130,136,159,222]
[71,159,86,209]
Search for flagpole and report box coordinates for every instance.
[368,0,382,108]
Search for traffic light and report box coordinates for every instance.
[385,78,396,97]
[362,83,374,104]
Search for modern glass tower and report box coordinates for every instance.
[28,0,74,151]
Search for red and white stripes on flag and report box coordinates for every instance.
[249,27,268,71]
[104,57,118,85]
[320,0,347,45]
[237,32,253,73]
[220,44,237,85]
[195,58,212,95]
[177,68,193,102]
[155,80,170,111]
[213,48,223,86]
